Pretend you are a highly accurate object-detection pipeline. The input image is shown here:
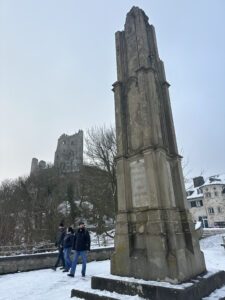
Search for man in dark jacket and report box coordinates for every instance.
[52,223,66,271]
[67,221,90,277]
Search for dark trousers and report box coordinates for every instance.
[64,247,72,271]
[55,247,65,268]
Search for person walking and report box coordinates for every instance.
[52,223,66,271]
[62,226,74,272]
[67,221,90,278]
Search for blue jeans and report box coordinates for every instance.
[70,250,87,276]
[55,247,65,268]
[64,247,72,271]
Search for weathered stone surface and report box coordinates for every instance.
[111,6,206,283]
[91,271,225,300]
[0,247,114,275]
[71,289,118,300]
[30,157,47,174]
[30,157,39,174]
[70,7,225,300]
[54,130,83,173]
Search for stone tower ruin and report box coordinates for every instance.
[54,130,83,173]
[30,158,47,174]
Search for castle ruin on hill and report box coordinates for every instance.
[30,130,83,175]
[54,130,83,173]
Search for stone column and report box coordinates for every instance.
[111,6,206,283]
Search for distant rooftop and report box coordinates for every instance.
[187,174,225,200]
[201,174,225,187]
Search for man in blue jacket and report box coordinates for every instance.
[67,221,90,277]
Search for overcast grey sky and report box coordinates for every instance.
[0,0,225,183]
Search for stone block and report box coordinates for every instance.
[90,271,225,300]
[71,289,118,300]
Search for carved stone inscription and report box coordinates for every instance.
[130,159,148,207]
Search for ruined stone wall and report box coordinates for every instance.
[54,130,83,173]
[30,158,47,175]
[30,131,83,175]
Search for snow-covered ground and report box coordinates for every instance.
[200,234,225,271]
[1,234,225,300]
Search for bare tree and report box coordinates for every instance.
[179,148,193,190]
[79,165,115,236]
[85,126,117,211]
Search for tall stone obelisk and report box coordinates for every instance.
[111,6,206,283]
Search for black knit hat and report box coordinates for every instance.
[59,223,64,227]
[79,221,84,226]
[68,226,74,233]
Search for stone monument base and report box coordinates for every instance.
[71,271,225,300]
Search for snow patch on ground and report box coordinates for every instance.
[0,260,110,300]
[200,233,225,271]
[195,221,202,230]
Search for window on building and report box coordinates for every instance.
[187,191,193,197]
[214,222,225,228]
[205,192,211,198]
[205,188,208,191]
[191,201,197,207]
[196,200,203,207]
[215,191,218,196]
[201,216,209,228]
[213,187,217,190]
[217,207,222,213]
[62,140,66,145]
[208,207,214,214]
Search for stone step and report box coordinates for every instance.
[71,271,225,300]
[71,289,119,300]
[89,271,225,300]
[71,288,142,300]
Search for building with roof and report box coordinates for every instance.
[187,174,225,227]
